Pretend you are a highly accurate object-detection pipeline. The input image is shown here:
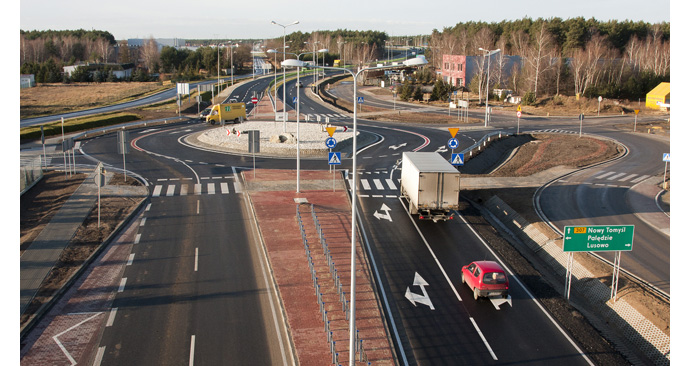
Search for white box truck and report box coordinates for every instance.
[400,152,460,222]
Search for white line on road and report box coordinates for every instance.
[139,218,146,227]
[197,200,200,215]
[134,233,141,244]
[152,185,162,197]
[127,254,134,266]
[373,179,384,190]
[145,203,151,212]
[93,346,106,366]
[386,179,397,190]
[180,184,189,196]
[189,335,196,366]
[631,174,650,183]
[166,185,176,196]
[595,171,615,179]
[207,183,215,195]
[106,308,118,327]
[195,248,199,271]
[53,312,102,366]
[220,182,230,194]
[194,184,202,195]
[470,317,497,360]
[607,172,627,180]
[118,278,127,293]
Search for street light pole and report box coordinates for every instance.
[284,56,427,366]
[479,48,500,127]
[271,20,299,131]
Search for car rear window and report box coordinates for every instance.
[483,272,506,284]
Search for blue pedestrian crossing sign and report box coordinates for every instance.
[448,138,459,149]
[329,152,342,165]
[451,153,464,166]
[663,153,670,162]
[325,137,337,149]
[293,96,297,103]
[357,96,364,104]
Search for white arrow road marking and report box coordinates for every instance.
[373,203,393,222]
[404,272,434,310]
[389,143,407,150]
[436,146,448,153]
[489,295,513,310]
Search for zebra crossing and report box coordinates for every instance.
[151,177,236,197]
[347,171,401,198]
[557,170,651,187]
[303,113,350,122]
[530,129,578,134]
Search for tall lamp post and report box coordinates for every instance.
[271,20,299,130]
[284,56,428,366]
[479,48,500,127]
[228,43,237,86]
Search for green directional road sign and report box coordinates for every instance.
[563,225,634,252]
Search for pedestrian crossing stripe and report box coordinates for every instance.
[151,182,237,197]
[329,152,341,165]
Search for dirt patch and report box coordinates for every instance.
[20,173,143,327]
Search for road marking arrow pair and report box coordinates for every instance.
[373,203,392,222]
[405,272,434,309]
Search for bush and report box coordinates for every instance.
[523,91,536,105]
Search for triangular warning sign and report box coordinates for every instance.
[326,126,337,137]
[452,154,464,165]
[448,128,459,138]
[329,153,341,164]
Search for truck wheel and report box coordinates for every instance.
[211,120,216,125]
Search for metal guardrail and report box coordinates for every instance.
[459,130,510,162]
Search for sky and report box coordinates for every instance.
[17,0,671,41]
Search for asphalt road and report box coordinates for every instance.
[79,123,292,365]
[26,72,667,364]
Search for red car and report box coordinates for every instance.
[461,261,509,300]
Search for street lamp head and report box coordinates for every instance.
[402,57,428,66]
[318,48,329,53]
[282,59,306,68]
[267,49,277,54]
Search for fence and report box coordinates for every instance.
[20,156,43,195]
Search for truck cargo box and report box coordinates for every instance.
[400,152,460,222]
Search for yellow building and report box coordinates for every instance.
[646,82,670,110]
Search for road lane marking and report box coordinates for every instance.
[140,218,146,227]
[93,346,106,366]
[152,185,162,197]
[618,173,637,182]
[373,179,384,190]
[189,335,196,366]
[106,308,118,327]
[134,233,141,244]
[53,312,103,365]
[194,184,202,195]
[607,172,627,180]
[195,248,199,272]
[118,278,127,292]
[197,200,200,215]
[361,179,372,190]
[470,317,497,360]
[180,184,189,196]
[166,185,176,196]
[127,254,135,266]
[595,171,615,179]
[386,179,397,190]
[631,174,650,183]
[220,182,230,194]
[145,203,151,211]
[207,183,215,195]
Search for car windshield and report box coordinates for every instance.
[483,272,506,284]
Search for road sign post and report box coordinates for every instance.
[662,153,670,189]
[118,131,130,181]
[563,225,634,302]
[634,109,640,132]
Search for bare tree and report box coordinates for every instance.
[140,37,159,71]
[524,22,555,97]
[570,32,609,97]
[470,27,495,101]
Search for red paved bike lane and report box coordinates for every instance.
[244,169,395,366]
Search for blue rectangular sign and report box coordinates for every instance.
[328,152,342,165]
